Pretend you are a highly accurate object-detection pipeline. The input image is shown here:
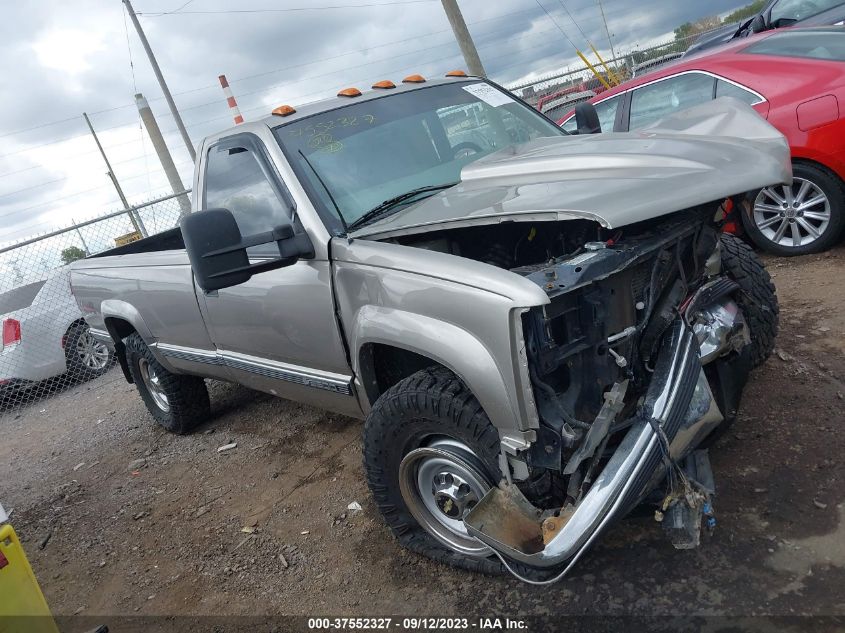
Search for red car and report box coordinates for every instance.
[560,27,845,255]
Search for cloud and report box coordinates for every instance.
[0,0,751,252]
[32,28,107,76]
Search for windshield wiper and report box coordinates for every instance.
[346,182,458,232]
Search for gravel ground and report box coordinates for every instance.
[2,245,844,626]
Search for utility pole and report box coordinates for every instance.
[123,0,196,162]
[440,0,486,77]
[83,112,147,236]
[595,0,618,65]
[136,93,192,217]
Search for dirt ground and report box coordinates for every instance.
[2,244,844,626]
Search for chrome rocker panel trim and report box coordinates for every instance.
[153,343,353,395]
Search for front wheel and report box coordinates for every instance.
[124,333,210,434]
[720,233,779,367]
[742,162,845,255]
[362,367,504,574]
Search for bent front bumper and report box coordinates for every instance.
[464,321,711,577]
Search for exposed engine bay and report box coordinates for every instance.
[390,206,762,582]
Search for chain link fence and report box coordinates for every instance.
[510,27,727,112]
[0,190,191,415]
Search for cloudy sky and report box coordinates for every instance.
[0,0,749,252]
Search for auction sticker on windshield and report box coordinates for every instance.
[462,83,514,107]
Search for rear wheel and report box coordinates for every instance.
[742,162,845,255]
[720,233,779,367]
[363,367,504,574]
[124,333,210,434]
[64,323,112,381]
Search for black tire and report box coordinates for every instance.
[64,323,113,381]
[741,162,845,255]
[124,333,210,434]
[452,141,483,158]
[720,233,779,367]
[362,367,504,575]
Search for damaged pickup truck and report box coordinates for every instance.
[69,75,788,583]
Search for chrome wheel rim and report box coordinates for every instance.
[76,330,110,370]
[138,358,170,412]
[398,437,492,557]
[754,177,831,248]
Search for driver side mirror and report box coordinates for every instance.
[574,102,602,135]
[749,14,767,33]
[771,16,797,28]
[180,208,314,292]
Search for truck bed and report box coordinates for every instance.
[90,227,184,259]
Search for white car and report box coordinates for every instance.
[1,267,111,395]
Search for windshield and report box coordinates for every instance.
[274,81,563,232]
[770,0,845,23]
[744,28,845,59]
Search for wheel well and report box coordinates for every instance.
[104,317,137,341]
[792,157,845,184]
[62,318,87,348]
[103,317,138,384]
[359,343,444,405]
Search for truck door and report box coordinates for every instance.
[195,133,359,417]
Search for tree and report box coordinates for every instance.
[61,245,87,265]
[724,0,767,24]
[674,14,727,42]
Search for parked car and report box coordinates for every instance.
[686,0,845,55]
[0,268,112,395]
[70,74,788,584]
[560,27,845,255]
[538,89,597,121]
[630,51,685,77]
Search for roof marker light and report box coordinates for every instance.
[271,105,296,117]
[445,70,467,77]
[402,74,426,83]
[372,80,396,89]
[337,87,362,97]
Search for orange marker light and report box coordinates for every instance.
[372,80,396,89]
[337,87,362,97]
[445,70,467,77]
[271,105,296,117]
[402,74,426,83]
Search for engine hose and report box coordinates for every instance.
[528,365,591,430]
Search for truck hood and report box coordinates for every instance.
[350,98,791,241]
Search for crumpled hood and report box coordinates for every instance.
[350,98,791,240]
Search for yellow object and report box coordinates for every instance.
[0,523,59,633]
[589,42,621,86]
[576,50,611,90]
[114,230,142,247]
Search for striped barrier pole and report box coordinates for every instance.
[218,74,244,125]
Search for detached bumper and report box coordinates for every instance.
[464,321,705,573]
